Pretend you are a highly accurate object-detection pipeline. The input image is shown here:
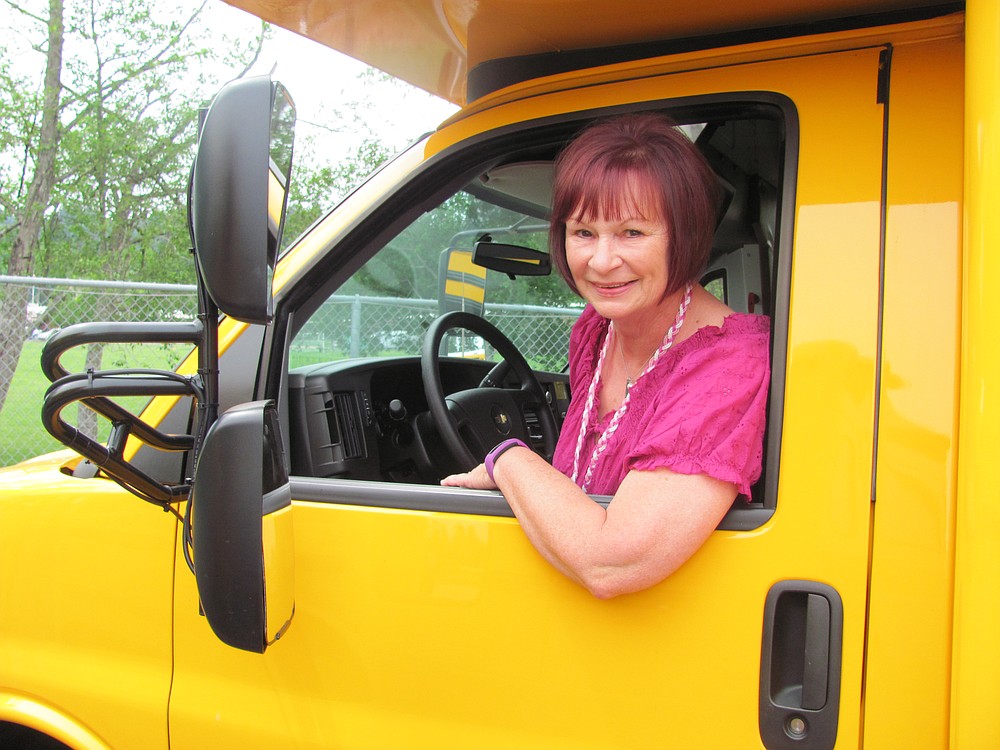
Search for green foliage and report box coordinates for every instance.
[1,4,449,287]
[280,75,400,248]
[1,0,268,285]
[282,135,394,247]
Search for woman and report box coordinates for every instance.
[442,113,770,599]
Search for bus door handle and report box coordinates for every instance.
[759,580,844,750]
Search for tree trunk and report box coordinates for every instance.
[0,0,64,417]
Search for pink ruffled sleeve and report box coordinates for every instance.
[628,315,770,496]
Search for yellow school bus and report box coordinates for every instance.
[1,1,997,748]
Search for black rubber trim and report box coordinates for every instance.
[467,3,963,101]
[289,476,774,530]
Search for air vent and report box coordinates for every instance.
[331,392,365,460]
[524,408,543,447]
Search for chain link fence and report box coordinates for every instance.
[291,295,579,374]
[1,276,580,468]
[0,275,200,467]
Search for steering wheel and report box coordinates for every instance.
[422,311,559,472]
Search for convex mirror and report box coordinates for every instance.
[192,400,295,653]
[190,75,296,325]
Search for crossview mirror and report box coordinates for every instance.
[192,400,295,653]
[190,75,295,325]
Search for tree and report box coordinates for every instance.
[280,69,402,246]
[0,0,265,423]
[0,0,64,416]
[40,0,265,284]
[282,136,393,248]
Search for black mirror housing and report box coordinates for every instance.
[473,238,551,278]
[191,76,295,324]
[192,400,295,652]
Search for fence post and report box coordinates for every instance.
[350,295,362,358]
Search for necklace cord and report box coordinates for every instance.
[570,282,693,491]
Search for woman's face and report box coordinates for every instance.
[564,185,672,331]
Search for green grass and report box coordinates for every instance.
[4,339,565,468]
[0,341,191,468]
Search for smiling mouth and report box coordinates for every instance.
[593,280,634,290]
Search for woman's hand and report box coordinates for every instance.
[440,463,497,490]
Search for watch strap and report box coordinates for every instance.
[485,438,528,481]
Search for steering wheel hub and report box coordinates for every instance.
[422,311,558,472]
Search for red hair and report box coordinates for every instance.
[549,113,722,298]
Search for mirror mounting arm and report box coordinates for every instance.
[41,321,204,448]
[37,75,295,521]
[40,319,208,506]
[41,370,201,506]
[192,273,220,467]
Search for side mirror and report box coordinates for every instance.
[40,76,296,506]
[190,75,295,324]
[192,400,295,652]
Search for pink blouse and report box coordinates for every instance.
[552,305,770,497]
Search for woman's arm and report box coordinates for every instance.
[441,447,737,599]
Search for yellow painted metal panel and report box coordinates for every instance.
[865,34,963,748]
[171,505,784,748]
[443,278,486,304]
[263,504,297,644]
[0,692,112,750]
[447,248,484,276]
[221,0,950,104]
[0,460,174,750]
[952,0,1000,746]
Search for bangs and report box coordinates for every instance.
[566,164,664,224]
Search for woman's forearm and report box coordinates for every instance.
[492,447,607,586]
[493,447,736,598]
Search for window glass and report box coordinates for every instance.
[290,191,582,372]
[702,270,728,304]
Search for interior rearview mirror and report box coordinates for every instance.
[473,236,551,279]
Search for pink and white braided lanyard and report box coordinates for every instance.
[570,282,693,492]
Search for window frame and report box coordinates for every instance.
[267,91,798,531]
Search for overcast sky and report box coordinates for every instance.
[4,0,457,169]
[212,1,458,165]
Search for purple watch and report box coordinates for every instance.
[485,438,528,482]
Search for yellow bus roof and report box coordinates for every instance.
[223,0,957,104]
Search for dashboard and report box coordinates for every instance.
[287,356,570,484]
